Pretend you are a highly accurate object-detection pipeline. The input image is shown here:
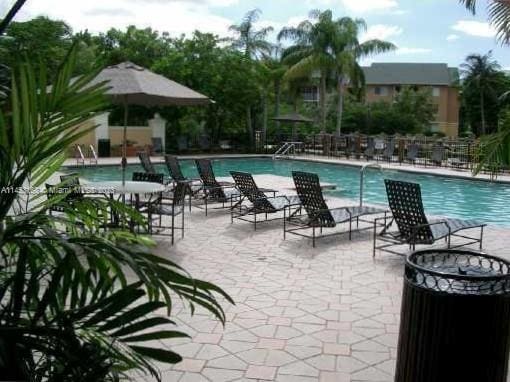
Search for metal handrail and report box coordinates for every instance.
[360,163,382,207]
[273,142,303,160]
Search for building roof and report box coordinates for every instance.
[362,63,458,86]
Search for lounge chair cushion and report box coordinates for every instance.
[330,206,386,224]
[151,204,183,216]
[267,195,301,210]
[429,217,484,240]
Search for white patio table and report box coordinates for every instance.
[81,181,166,195]
[81,181,167,232]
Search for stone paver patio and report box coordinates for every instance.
[131,178,510,382]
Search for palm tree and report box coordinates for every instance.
[278,10,339,130]
[461,52,502,135]
[263,45,288,135]
[228,9,274,59]
[332,17,395,135]
[460,0,510,45]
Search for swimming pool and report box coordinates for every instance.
[67,158,510,226]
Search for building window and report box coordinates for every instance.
[432,87,440,97]
[302,86,319,102]
[374,86,388,96]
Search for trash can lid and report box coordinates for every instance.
[406,249,510,295]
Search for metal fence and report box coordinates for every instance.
[271,134,493,173]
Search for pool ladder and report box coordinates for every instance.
[360,163,382,207]
[273,142,303,160]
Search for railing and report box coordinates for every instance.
[273,141,303,160]
[286,133,497,173]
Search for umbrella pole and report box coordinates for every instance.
[122,97,128,186]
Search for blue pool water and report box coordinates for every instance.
[67,158,510,226]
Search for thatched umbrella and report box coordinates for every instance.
[89,62,210,184]
[271,113,313,140]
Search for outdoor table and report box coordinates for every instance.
[82,181,167,231]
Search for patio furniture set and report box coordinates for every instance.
[48,155,486,255]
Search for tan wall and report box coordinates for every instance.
[109,127,152,146]
[364,84,459,137]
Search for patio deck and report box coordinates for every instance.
[128,178,510,382]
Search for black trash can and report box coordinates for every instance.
[98,139,111,157]
[396,249,510,382]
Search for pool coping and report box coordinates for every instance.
[285,156,510,185]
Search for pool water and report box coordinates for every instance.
[68,158,510,226]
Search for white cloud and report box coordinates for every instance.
[396,47,432,55]
[12,0,236,36]
[361,24,403,42]
[451,20,496,38]
[341,0,399,13]
[446,34,459,42]
[305,0,398,13]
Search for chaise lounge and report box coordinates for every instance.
[373,179,486,257]
[286,171,388,247]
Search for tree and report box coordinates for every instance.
[228,9,274,59]
[461,52,506,135]
[460,0,510,45]
[0,16,74,74]
[332,17,395,135]
[94,25,171,68]
[278,10,339,130]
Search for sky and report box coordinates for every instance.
[3,0,510,69]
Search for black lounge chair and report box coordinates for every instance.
[230,171,301,230]
[286,171,387,247]
[133,172,186,244]
[164,155,202,211]
[380,139,396,162]
[427,145,445,167]
[138,151,156,174]
[151,137,164,155]
[374,179,485,257]
[345,135,359,158]
[195,159,239,215]
[405,143,420,164]
[364,138,375,160]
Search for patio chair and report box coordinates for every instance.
[345,135,359,158]
[364,138,375,160]
[132,172,173,205]
[230,171,301,230]
[195,159,239,215]
[405,143,420,164]
[427,145,445,167]
[60,173,83,200]
[287,171,387,247]
[138,151,156,174]
[164,154,202,211]
[373,179,485,257]
[199,135,211,151]
[177,136,188,152]
[380,139,396,162]
[151,137,164,155]
[133,172,186,244]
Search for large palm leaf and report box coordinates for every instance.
[0,46,233,381]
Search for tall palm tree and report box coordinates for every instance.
[460,0,510,45]
[229,9,274,59]
[332,17,395,135]
[461,52,501,135]
[278,10,339,130]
